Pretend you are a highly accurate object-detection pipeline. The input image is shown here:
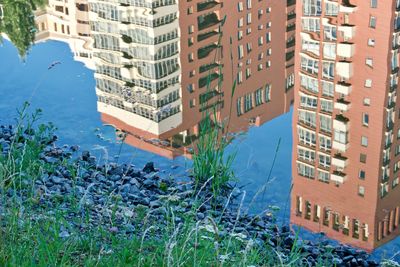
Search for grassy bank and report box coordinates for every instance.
[0,105,382,266]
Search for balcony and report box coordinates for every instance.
[332,141,349,151]
[339,1,357,13]
[337,42,354,58]
[333,114,350,131]
[286,24,296,32]
[335,82,352,95]
[386,120,394,131]
[334,98,351,112]
[287,0,296,6]
[332,153,348,168]
[336,61,353,79]
[197,1,220,12]
[287,12,296,20]
[198,43,220,59]
[389,84,398,93]
[338,25,355,40]
[286,39,296,48]
[198,13,221,31]
[331,171,347,183]
[198,72,222,88]
[197,30,219,42]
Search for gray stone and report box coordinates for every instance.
[129,178,140,187]
[149,200,161,208]
[110,175,121,182]
[197,212,205,220]
[59,231,70,238]
[51,176,63,184]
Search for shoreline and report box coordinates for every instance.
[0,119,385,266]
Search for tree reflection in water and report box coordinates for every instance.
[0,0,46,57]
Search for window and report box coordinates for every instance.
[363,98,370,106]
[244,93,253,112]
[362,113,369,126]
[365,79,372,88]
[298,147,315,162]
[237,97,243,116]
[361,136,368,147]
[296,196,302,215]
[368,38,375,46]
[360,153,367,163]
[318,153,331,168]
[365,58,373,68]
[393,177,399,188]
[370,0,377,8]
[334,130,347,144]
[297,162,315,179]
[255,88,263,106]
[298,126,317,146]
[358,186,365,196]
[265,84,271,102]
[369,16,376,28]
[189,99,195,108]
[319,135,331,150]
[359,170,366,180]
[318,171,330,183]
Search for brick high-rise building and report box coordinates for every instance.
[89,0,295,152]
[291,0,400,251]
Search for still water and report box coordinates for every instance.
[0,39,399,261]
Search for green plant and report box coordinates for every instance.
[0,102,56,191]
[191,16,237,197]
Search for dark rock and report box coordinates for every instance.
[311,248,320,258]
[350,258,358,267]
[255,220,266,228]
[70,145,79,152]
[143,162,156,173]
[366,260,379,266]
[82,151,90,161]
[343,255,354,262]
[139,197,150,206]
[143,179,156,188]
[109,166,124,176]
[281,225,290,233]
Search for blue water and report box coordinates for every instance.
[0,40,398,261]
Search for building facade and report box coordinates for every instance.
[34,0,94,69]
[89,0,295,152]
[291,0,400,251]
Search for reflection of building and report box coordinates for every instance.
[90,0,295,154]
[292,0,400,251]
[34,0,94,69]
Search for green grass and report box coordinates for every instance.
[191,17,237,198]
[0,104,345,266]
